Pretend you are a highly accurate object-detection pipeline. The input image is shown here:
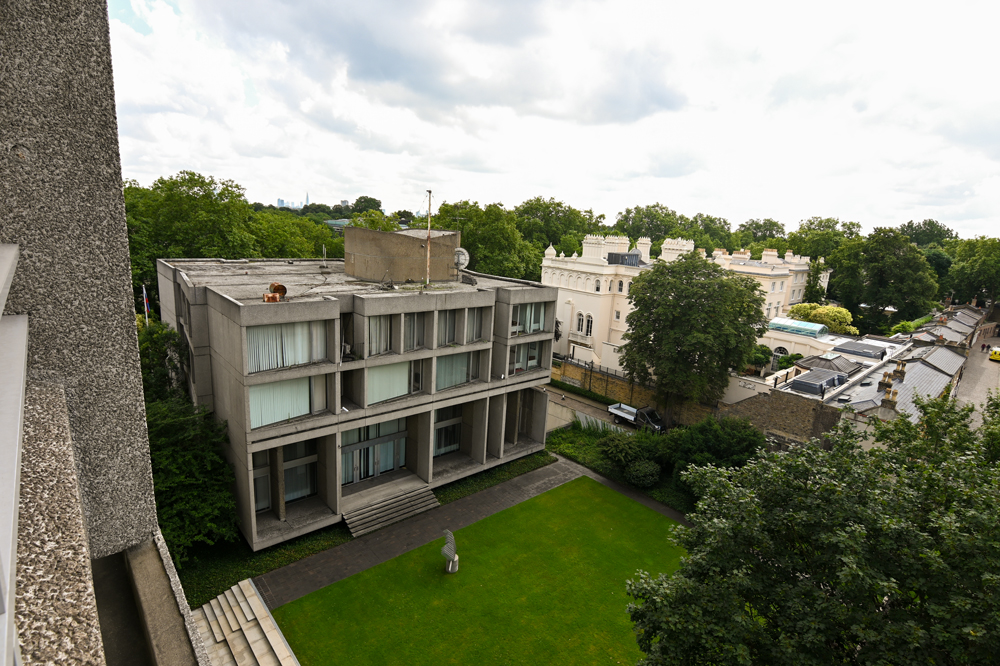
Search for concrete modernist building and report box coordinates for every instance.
[541,234,831,369]
[158,227,557,550]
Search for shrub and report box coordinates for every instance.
[625,460,661,487]
[777,353,803,370]
[890,320,915,335]
[599,432,644,468]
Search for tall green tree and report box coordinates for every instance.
[351,195,382,214]
[898,218,958,247]
[736,218,785,243]
[787,303,859,335]
[786,216,861,259]
[619,253,767,422]
[921,245,953,299]
[627,395,1000,666]
[614,203,682,242]
[949,236,1000,313]
[349,209,402,233]
[802,259,828,304]
[434,201,540,280]
[514,196,605,257]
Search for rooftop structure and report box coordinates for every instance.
[794,352,866,376]
[769,317,829,338]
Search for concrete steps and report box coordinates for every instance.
[344,487,440,537]
[193,579,299,666]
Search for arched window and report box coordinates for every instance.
[576,312,584,332]
[627,281,632,293]
[595,280,601,293]
[585,315,593,337]
[618,280,624,293]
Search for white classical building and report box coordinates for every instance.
[540,235,831,370]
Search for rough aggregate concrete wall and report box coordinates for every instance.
[717,390,841,444]
[345,226,460,283]
[0,0,158,557]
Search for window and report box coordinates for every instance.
[436,351,480,390]
[434,406,463,456]
[766,304,772,318]
[511,302,546,335]
[615,310,621,321]
[585,315,593,337]
[282,440,318,503]
[368,361,421,404]
[403,312,425,351]
[249,376,312,429]
[509,341,542,374]
[595,280,601,292]
[576,312,584,332]
[467,307,485,343]
[341,418,407,485]
[618,280,624,293]
[252,451,270,512]
[247,321,326,373]
[771,281,776,292]
[438,309,458,346]
[368,315,392,356]
[780,281,785,292]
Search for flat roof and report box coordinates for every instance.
[160,258,541,305]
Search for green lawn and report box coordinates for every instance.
[273,476,684,665]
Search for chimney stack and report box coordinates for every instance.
[881,389,899,411]
[891,360,907,382]
[877,371,894,393]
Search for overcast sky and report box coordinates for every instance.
[108,0,1000,237]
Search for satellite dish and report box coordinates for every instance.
[454,247,470,269]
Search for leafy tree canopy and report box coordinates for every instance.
[619,253,767,419]
[434,201,541,280]
[514,196,605,257]
[736,218,785,243]
[802,259,828,304]
[351,195,382,214]
[898,218,958,247]
[787,303,859,335]
[745,344,772,369]
[349,209,402,233]
[628,394,1000,665]
[949,236,1000,313]
[786,216,861,259]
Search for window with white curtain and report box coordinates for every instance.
[368,315,392,356]
[249,376,311,428]
[404,312,425,351]
[340,418,407,485]
[367,361,416,404]
[438,309,458,346]
[436,351,479,391]
[247,321,327,373]
[467,307,484,342]
[511,302,546,335]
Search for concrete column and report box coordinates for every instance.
[413,410,434,483]
[504,390,522,454]
[269,446,286,521]
[530,389,549,444]
[391,313,404,353]
[469,398,488,464]
[317,434,339,514]
[456,308,468,345]
[487,394,506,458]
[429,356,438,395]
[329,317,340,362]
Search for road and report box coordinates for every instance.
[954,334,1000,428]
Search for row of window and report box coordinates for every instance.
[593,279,630,294]
[247,344,544,429]
[252,410,472,512]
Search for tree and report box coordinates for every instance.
[392,209,415,223]
[921,246,953,298]
[614,204,683,241]
[619,253,768,421]
[786,216,861,259]
[665,416,766,498]
[514,196,605,258]
[949,236,1000,313]
[351,195,382,214]
[736,218,785,243]
[137,315,186,402]
[745,344,772,370]
[349,209,402,233]
[252,209,337,258]
[787,303,859,335]
[434,200,540,280]
[627,395,1000,665]
[776,352,803,370]
[802,259,828,304]
[898,218,958,247]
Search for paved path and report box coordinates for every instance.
[955,334,1000,428]
[254,454,688,610]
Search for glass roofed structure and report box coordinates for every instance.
[768,317,829,338]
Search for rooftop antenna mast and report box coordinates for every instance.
[426,189,432,286]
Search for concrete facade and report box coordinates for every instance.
[541,235,831,369]
[158,250,557,550]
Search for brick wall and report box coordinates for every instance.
[717,390,841,444]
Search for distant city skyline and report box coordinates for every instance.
[108,1,1000,238]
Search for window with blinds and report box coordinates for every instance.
[404,312,425,351]
[466,307,485,342]
[249,376,311,428]
[247,321,327,373]
[438,309,458,346]
[510,302,546,335]
[436,351,480,391]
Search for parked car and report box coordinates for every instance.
[990,347,1000,362]
[607,403,664,431]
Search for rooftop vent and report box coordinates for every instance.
[837,393,853,403]
[607,252,640,267]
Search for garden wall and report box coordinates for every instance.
[716,390,842,444]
